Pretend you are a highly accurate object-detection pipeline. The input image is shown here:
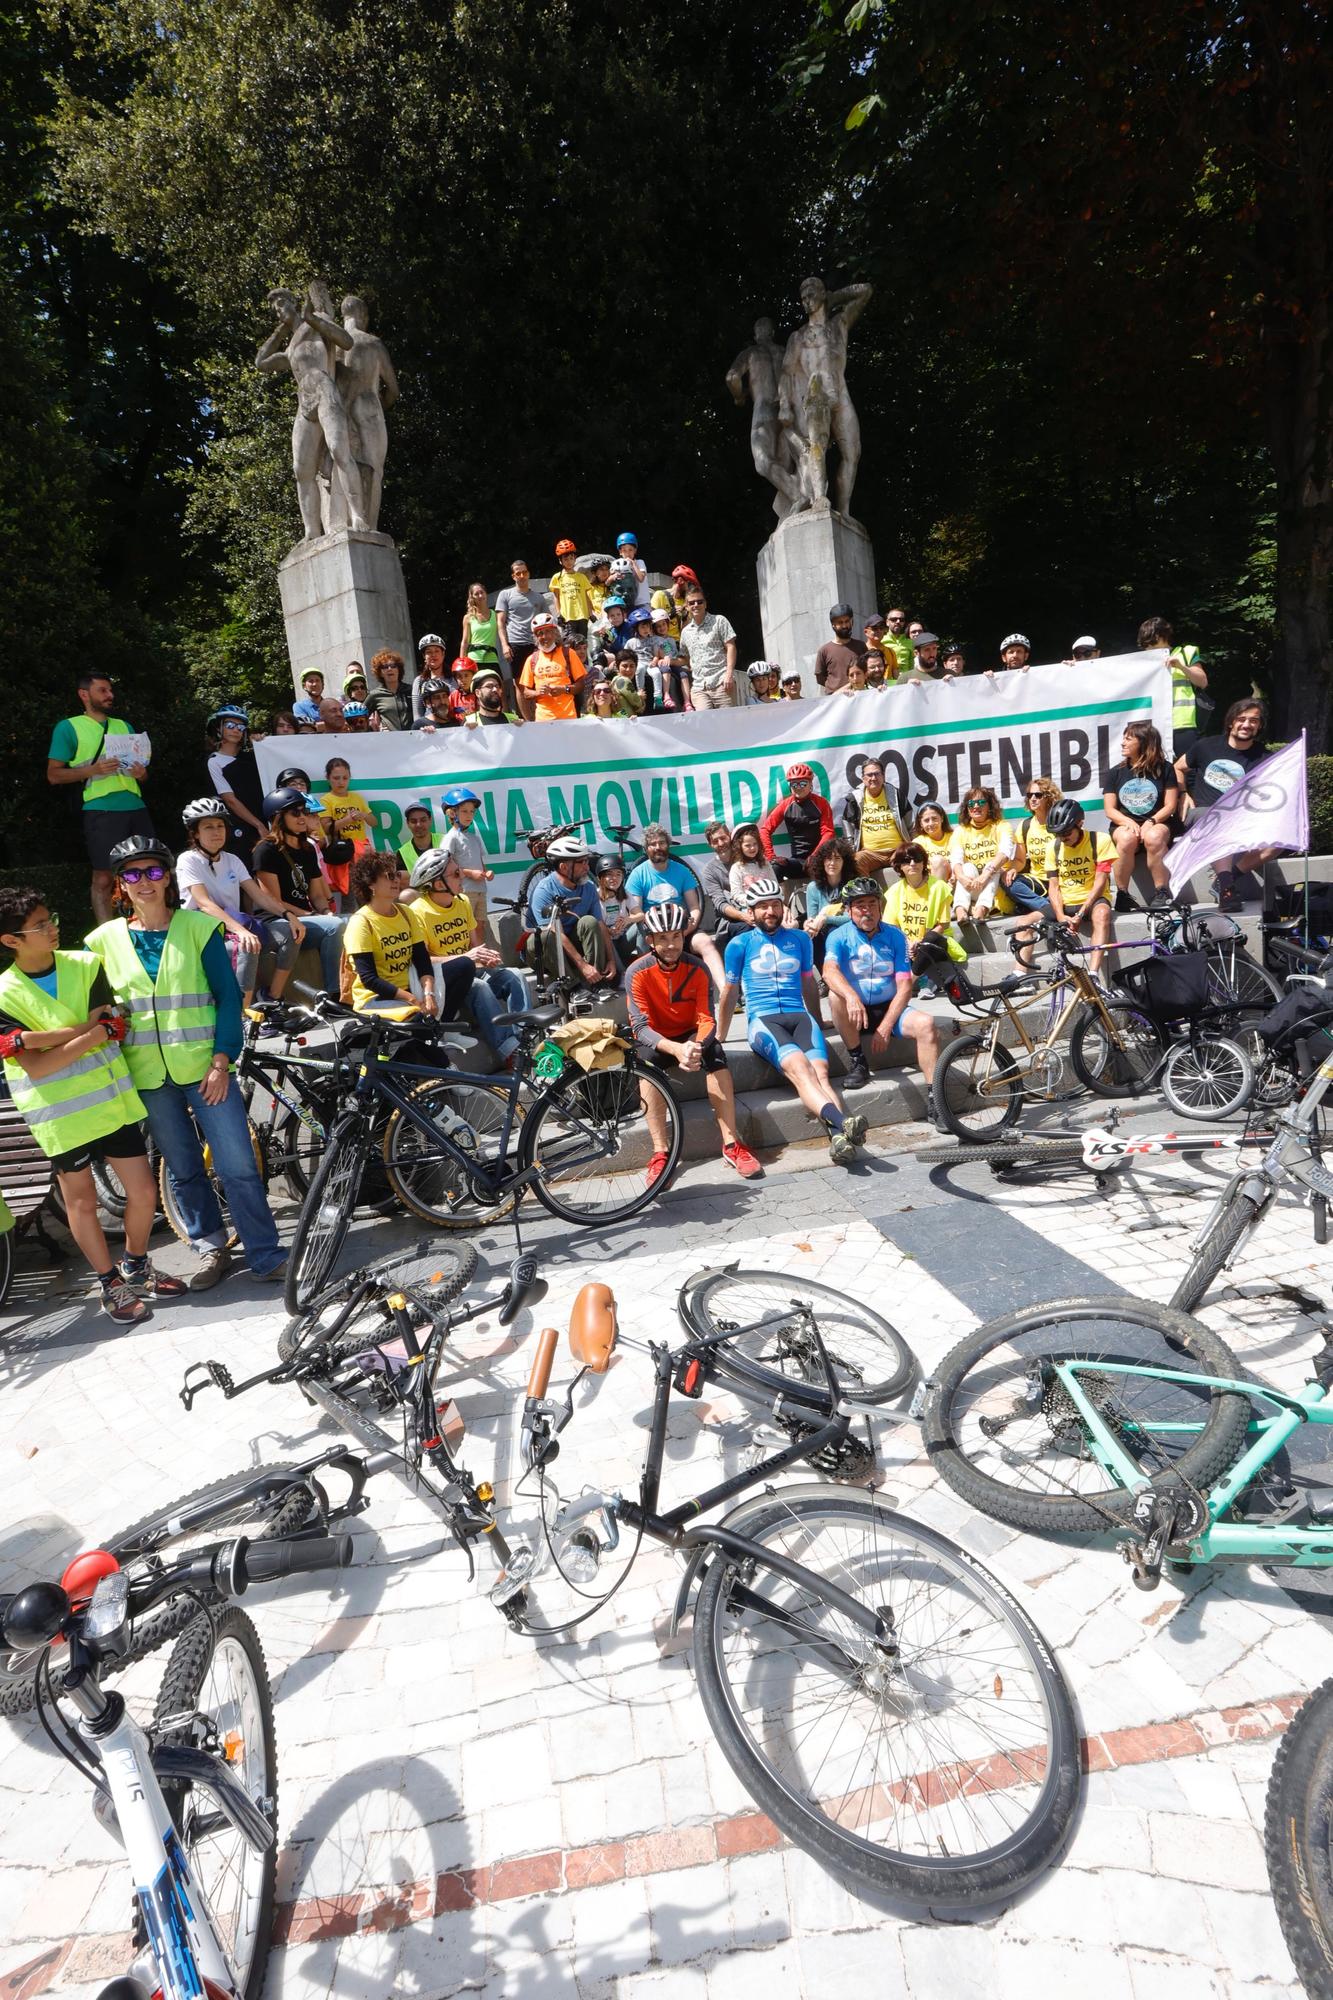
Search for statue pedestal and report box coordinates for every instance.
[757,505,878,682]
[278,528,414,695]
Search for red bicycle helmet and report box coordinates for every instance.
[785,762,814,783]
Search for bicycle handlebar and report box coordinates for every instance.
[234,1534,353,1586]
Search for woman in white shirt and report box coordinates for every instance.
[176,798,303,1003]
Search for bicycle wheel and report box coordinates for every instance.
[693,1488,1080,1907]
[382,1078,518,1228]
[1160,1034,1254,1122]
[277,1239,478,1365]
[1069,999,1164,1097]
[154,1606,277,1999]
[520,1056,683,1223]
[679,1268,916,1406]
[285,1119,371,1315]
[1169,1177,1272,1314]
[922,1296,1250,1533]
[1205,943,1283,1014]
[915,1138,1087,1170]
[159,1120,266,1251]
[931,1034,1023,1141]
[1267,1676,1333,2000]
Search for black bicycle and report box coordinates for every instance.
[285,998,682,1312]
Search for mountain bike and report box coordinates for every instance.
[1266,1675,1333,2000]
[931,918,1164,1140]
[0,1527,351,1997]
[285,998,682,1312]
[922,1296,1333,1590]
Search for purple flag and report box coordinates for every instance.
[1166,733,1309,894]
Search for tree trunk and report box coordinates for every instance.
[1272,503,1333,751]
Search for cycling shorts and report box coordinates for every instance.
[748,1011,829,1071]
[862,998,911,1040]
[52,1119,149,1177]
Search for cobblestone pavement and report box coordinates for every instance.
[3,1118,1332,1998]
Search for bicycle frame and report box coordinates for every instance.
[963,953,1109,1089]
[338,1038,539,1201]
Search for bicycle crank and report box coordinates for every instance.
[1123,1487,1210,1590]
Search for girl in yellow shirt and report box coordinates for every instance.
[911,803,955,883]
[320,757,376,906]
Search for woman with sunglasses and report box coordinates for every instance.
[204,703,268,859]
[86,836,286,1290]
[0,886,181,1322]
[884,845,966,986]
[948,788,1017,923]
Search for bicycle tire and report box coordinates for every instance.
[1069,999,1164,1097]
[277,1239,479,1365]
[678,1268,915,1407]
[1266,1676,1333,2000]
[915,1138,1087,1169]
[158,1119,266,1251]
[1206,944,1283,1015]
[382,1078,518,1229]
[692,1490,1080,1908]
[931,1034,1023,1141]
[520,1055,683,1224]
[1160,1034,1254,1122]
[285,1118,371,1315]
[923,1296,1250,1533]
[154,1605,277,2000]
[1169,1178,1271,1314]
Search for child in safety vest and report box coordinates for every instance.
[0,884,183,1322]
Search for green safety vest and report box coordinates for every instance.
[85,911,220,1091]
[1169,646,1202,733]
[65,713,142,804]
[399,839,437,872]
[0,952,145,1159]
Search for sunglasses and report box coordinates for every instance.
[119,865,168,885]
[1024,789,1045,799]
[685,598,705,607]
[965,799,989,810]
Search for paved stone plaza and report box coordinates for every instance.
[3,1122,1331,1998]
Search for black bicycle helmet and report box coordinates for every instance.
[843,876,884,904]
[108,834,174,872]
[262,785,309,823]
[1045,798,1085,836]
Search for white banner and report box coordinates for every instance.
[257,654,1171,882]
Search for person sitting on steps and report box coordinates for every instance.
[821,875,940,1097]
[526,836,617,990]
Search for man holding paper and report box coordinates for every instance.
[47,672,156,924]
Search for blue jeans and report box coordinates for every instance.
[467,967,530,1059]
[297,911,345,994]
[141,1076,284,1275]
[1004,874,1052,914]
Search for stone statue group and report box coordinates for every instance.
[258,279,398,542]
[726,276,872,524]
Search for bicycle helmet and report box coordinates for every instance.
[843,876,884,904]
[181,796,230,825]
[785,762,813,783]
[409,848,453,890]
[417,632,445,652]
[644,903,688,935]
[275,767,310,790]
[442,786,479,808]
[207,703,249,728]
[625,608,653,629]
[262,785,308,822]
[108,834,174,872]
[747,659,779,679]
[341,701,369,720]
[616,532,639,549]
[555,538,577,556]
[1046,798,1085,835]
[546,835,592,861]
[300,794,323,814]
[745,875,784,908]
[1001,632,1031,653]
[671,565,699,584]
[594,854,622,876]
[418,677,449,700]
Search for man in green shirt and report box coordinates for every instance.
[47,672,156,924]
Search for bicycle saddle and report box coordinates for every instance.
[569,1282,618,1374]
[493,1003,564,1032]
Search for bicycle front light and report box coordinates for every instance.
[85,1570,130,1649]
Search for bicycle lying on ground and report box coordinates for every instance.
[285,997,682,1311]
[1266,1673,1333,2000]
[0,1525,351,1997]
[922,1295,1333,1590]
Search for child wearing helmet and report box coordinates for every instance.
[439,787,494,925]
[177,799,302,1004]
[1043,798,1115,970]
[614,533,650,608]
[549,539,595,643]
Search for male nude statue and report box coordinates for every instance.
[336,294,399,533]
[257,283,368,540]
[779,276,873,519]
[726,317,800,515]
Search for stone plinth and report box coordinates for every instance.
[757,505,878,681]
[278,528,414,694]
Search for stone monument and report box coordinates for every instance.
[732,276,878,679]
[259,279,413,694]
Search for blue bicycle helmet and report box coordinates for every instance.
[341,701,369,720]
[616,531,638,549]
[442,786,480,808]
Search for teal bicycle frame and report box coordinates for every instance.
[1054,1359,1333,1566]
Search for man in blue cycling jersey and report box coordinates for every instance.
[716,875,867,1166]
[822,876,940,1094]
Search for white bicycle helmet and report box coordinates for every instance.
[546,835,592,861]
[644,902,688,935]
[409,848,453,890]
[181,796,230,825]
[1000,632,1031,652]
[417,631,445,652]
[746,659,779,679]
[745,875,784,908]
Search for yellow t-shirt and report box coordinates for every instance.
[586,579,609,618]
[914,829,953,865]
[549,568,595,621]
[650,589,681,640]
[344,902,424,1012]
[320,789,374,850]
[1021,815,1057,881]
[858,789,903,854]
[1047,830,1113,910]
[949,820,1016,915]
[410,890,476,961]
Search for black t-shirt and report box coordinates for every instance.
[1105,760,1173,824]
[1184,735,1266,809]
[252,836,321,912]
[0,962,113,1035]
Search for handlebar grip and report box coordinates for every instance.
[239,1535,353,1584]
[526,1326,560,1401]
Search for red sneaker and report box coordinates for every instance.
[722,1141,763,1179]
[646,1150,671,1190]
